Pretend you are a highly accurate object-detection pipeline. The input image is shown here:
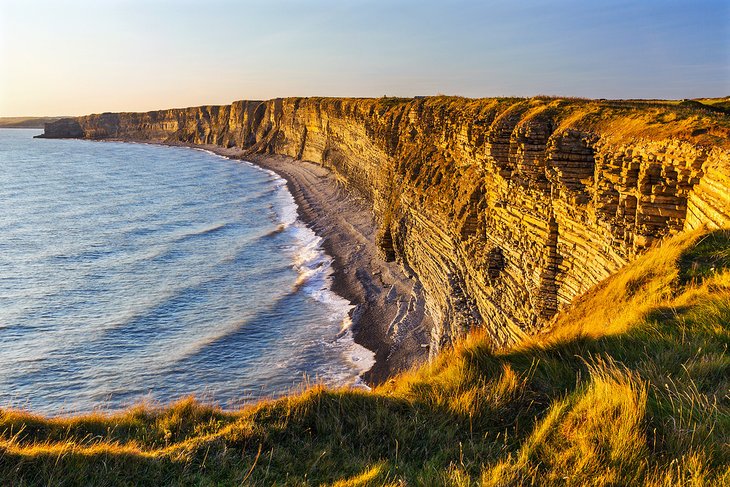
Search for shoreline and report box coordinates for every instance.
[161,142,431,385]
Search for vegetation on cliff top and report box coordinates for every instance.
[413,96,730,148]
[53,95,730,151]
[0,117,63,129]
[1,229,729,485]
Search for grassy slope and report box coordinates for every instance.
[0,229,728,486]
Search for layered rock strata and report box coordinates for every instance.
[40,97,730,356]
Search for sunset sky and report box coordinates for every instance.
[1,0,728,117]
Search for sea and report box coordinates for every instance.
[0,128,374,415]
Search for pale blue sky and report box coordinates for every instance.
[1,0,728,116]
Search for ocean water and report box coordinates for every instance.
[0,129,374,415]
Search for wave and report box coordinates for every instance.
[261,223,287,239]
[158,289,299,368]
[329,315,376,386]
[126,222,237,266]
[286,217,377,382]
[247,159,378,383]
[8,268,256,386]
[191,147,237,162]
[172,222,229,242]
[122,221,231,245]
[291,231,330,294]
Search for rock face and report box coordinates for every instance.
[36,118,83,138]
[41,97,730,355]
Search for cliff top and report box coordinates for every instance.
[0,116,64,129]
[58,95,730,150]
[289,95,730,148]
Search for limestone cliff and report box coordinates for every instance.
[39,97,730,355]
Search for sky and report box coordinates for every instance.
[0,0,728,116]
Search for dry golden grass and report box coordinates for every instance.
[1,229,728,485]
[538,230,697,342]
[407,95,730,149]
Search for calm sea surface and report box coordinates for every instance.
[0,129,373,414]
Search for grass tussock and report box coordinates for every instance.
[1,230,729,485]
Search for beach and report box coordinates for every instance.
[178,144,431,385]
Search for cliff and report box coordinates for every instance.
[39,97,730,355]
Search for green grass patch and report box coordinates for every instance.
[679,229,730,283]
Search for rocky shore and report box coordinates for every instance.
[173,143,431,384]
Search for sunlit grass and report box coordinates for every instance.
[1,230,728,485]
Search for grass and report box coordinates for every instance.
[0,117,63,129]
[1,230,729,485]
